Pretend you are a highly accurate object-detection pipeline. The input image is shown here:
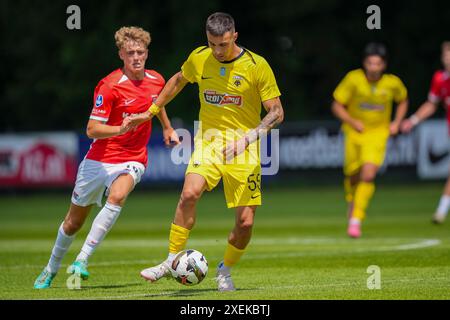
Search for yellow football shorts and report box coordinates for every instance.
[343,131,388,176]
[185,141,262,208]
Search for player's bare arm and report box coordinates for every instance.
[86,118,133,139]
[257,97,285,134]
[223,97,284,160]
[390,99,409,135]
[127,71,189,127]
[331,100,364,133]
[156,107,180,147]
[400,100,438,133]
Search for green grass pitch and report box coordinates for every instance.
[1,183,450,300]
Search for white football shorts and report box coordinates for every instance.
[71,158,145,207]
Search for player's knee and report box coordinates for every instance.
[361,171,376,182]
[63,217,83,234]
[107,191,127,206]
[237,219,254,233]
[180,189,201,206]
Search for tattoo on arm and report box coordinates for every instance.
[258,104,283,131]
[247,104,283,144]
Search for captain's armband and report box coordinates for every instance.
[148,103,161,116]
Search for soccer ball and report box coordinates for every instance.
[170,249,208,286]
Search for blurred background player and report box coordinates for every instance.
[401,41,450,224]
[332,43,409,238]
[33,26,179,289]
[126,12,284,291]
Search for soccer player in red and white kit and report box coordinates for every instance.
[401,41,450,224]
[34,26,179,289]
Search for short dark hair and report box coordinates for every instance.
[206,12,235,36]
[363,42,388,61]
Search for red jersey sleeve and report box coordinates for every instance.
[147,70,166,98]
[90,81,116,122]
[428,71,443,104]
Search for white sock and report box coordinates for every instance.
[436,195,450,216]
[349,217,361,225]
[167,253,176,264]
[46,223,75,274]
[217,261,231,276]
[76,202,122,262]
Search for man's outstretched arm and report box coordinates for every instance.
[400,100,438,133]
[86,118,133,139]
[128,71,189,126]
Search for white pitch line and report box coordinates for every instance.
[392,239,441,251]
[0,238,442,270]
[354,239,442,252]
[0,237,339,249]
[0,236,440,249]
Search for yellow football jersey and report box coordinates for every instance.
[333,68,407,134]
[181,46,281,135]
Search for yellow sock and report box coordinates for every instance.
[169,223,190,254]
[344,177,356,203]
[223,243,246,268]
[353,182,375,221]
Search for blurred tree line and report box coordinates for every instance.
[1,0,449,132]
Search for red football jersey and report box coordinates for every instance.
[428,70,450,129]
[86,69,165,166]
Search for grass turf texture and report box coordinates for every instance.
[1,183,450,300]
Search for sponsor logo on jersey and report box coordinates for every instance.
[203,90,242,106]
[122,112,140,119]
[359,102,384,111]
[92,108,106,115]
[95,95,103,107]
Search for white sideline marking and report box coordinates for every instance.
[0,236,441,249]
[0,238,442,270]
[392,239,441,251]
[0,237,339,249]
[353,239,442,253]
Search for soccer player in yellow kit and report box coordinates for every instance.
[126,12,284,291]
[332,43,408,238]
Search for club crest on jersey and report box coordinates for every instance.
[233,75,243,87]
[95,95,103,107]
[203,90,243,107]
[220,67,226,76]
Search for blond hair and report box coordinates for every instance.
[115,26,151,49]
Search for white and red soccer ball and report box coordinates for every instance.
[170,249,208,286]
